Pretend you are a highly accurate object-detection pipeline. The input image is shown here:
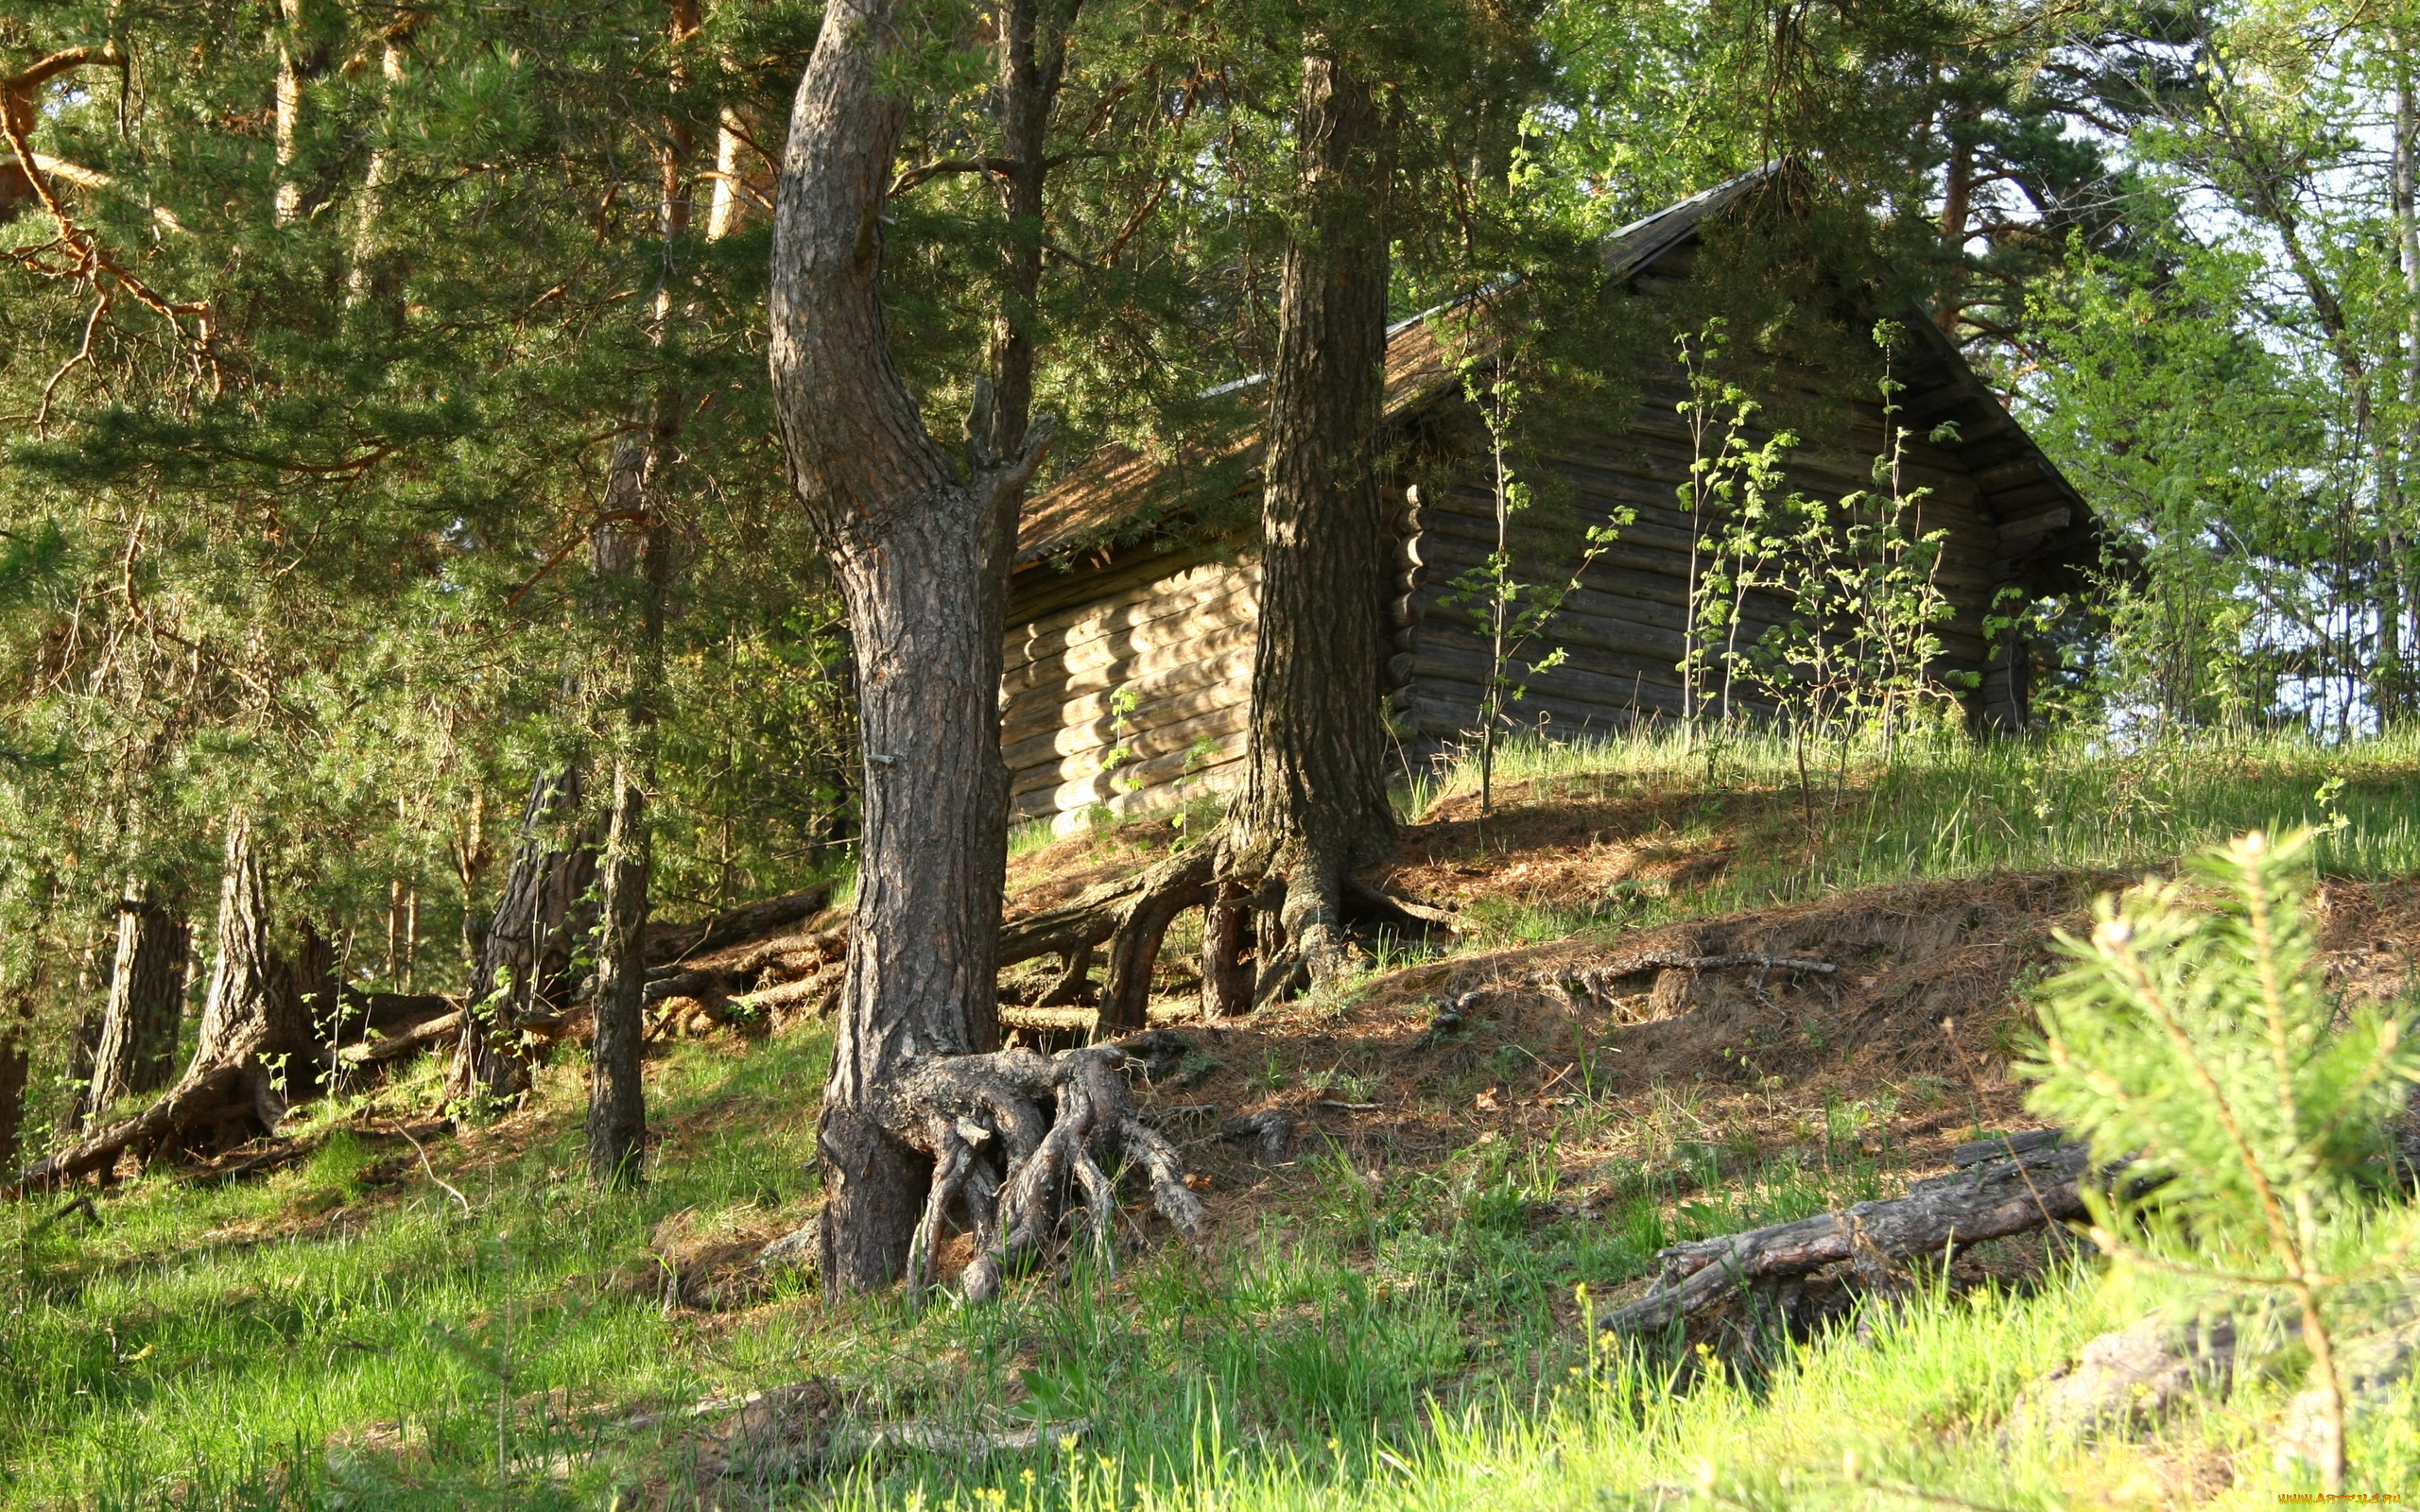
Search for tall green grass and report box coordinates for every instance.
[6,1021,2410,1509]
[1413,725,2420,922]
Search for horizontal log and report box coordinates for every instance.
[1008,699,1249,800]
[1601,1137,2098,1335]
[732,971,839,1014]
[648,887,833,966]
[1000,644,1256,747]
[1002,658,1253,765]
[1009,544,1217,627]
[1002,622,1259,718]
[1407,673,1685,741]
[1005,562,1258,675]
[1004,602,1259,696]
[1417,496,2003,608]
[1010,749,1246,825]
[336,1011,463,1066]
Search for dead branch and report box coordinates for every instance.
[7,1062,246,1193]
[1600,1136,2095,1336]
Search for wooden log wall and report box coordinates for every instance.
[1405,357,2028,747]
[1001,547,1258,832]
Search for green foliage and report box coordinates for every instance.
[2023,825,2420,1485]
[2028,827,2419,1230]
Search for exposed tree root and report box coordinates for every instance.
[882,1038,1205,1303]
[1004,823,1456,1035]
[6,1063,246,1192]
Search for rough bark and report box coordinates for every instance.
[1194,51,1398,999]
[771,0,1054,1292]
[583,0,704,1186]
[1601,1132,2097,1336]
[1235,54,1396,866]
[975,0,1081,613]
[590,759,651,1184]
[448,767,598,1105]
[1199,880,1255,1022]
[0,1000,29,1173]
[191,815,320,1136]
[18,815,321,1188]
[88,883,191,1115]
[1070,54,1399,1028]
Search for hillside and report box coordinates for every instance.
[6,734,2420,1509]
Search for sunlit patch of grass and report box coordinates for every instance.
[9,1020,2411,1508]
[1408,724,2420,925]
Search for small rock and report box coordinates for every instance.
[755,1214,823,1276]
[2004,1313,2236,1442]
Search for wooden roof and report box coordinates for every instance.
[1015,169,2116,599]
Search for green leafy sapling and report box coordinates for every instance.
[1439,344,1627,816]
[2023,828,2420,1493]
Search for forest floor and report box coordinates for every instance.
[8,732,2420,1510]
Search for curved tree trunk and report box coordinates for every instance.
[771,0,1054,1293]
[447,767,598,1106]
[1221,51,1398,990]
[87,881,190,1118]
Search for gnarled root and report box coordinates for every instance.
[1027,825,1457,1032]
[887,1039,1205,1304]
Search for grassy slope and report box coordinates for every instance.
[8,730,2420,1509]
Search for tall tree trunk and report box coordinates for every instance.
[447,767,597,1105]
[588,753,652,1184]
[1936,106,1972,336]
[272,0,311,227]
[771,0,1054,1293]
[584,0,702,1185]
[192,815,318,1139]
[2393,42,2420,727]
[0,992,31,1172]
[87,880,189,1118]
[1223,51,1398,992]
[9,818,320,1187]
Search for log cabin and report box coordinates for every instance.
[1000,170,2116,834]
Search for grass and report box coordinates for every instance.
[1389,723,2420,952]
[0,1019,2030,1510]
[9,1014,2409,1509]
[10,731,2420,1508]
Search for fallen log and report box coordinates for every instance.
[645,886,833,967]
[8,1062,247,1192]
[733,929,847,977]
[730,971,838,1014]
[642,969,730,1005]
[1600,1134,2095,1336]
[1551,950,1839,990]
[335,1011,464,1067]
